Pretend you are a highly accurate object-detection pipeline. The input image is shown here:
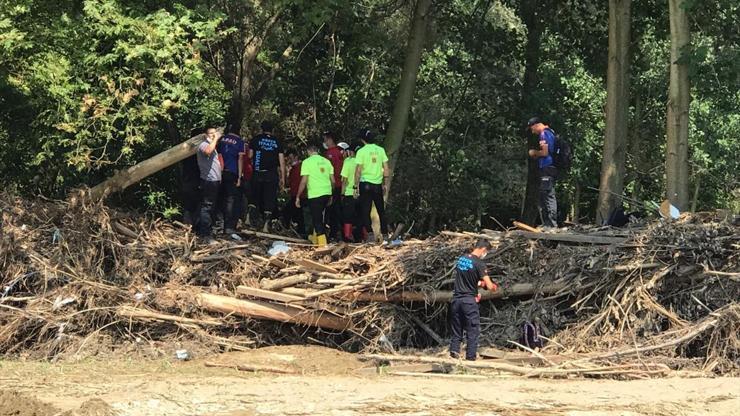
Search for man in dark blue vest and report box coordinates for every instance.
[450,239,498,360]
[527,117,558,228]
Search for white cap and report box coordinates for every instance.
[337,142,350,150]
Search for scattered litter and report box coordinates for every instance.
[267,241,291,256]
[175,349,191,361]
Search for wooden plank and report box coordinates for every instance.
[237,286,350,315]
[509,230,626,245]
[512,221,539,232]
[294,258,340,274]
[260,273,314,291]
[241,230,309,244]
[237,286,306,303]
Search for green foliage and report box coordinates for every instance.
[0,0,737,225]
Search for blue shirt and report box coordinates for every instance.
[217,134,245,174]
[538,128,556,169]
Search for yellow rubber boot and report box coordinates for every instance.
[316,234,327,247]
[308,232,317,244]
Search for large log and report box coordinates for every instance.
[90,132,207,201]
[509,230,626,245]
[350,281,568,303]
[196,293,350,331]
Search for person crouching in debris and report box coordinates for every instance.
[450,239,498,360]
[295,144,335,247]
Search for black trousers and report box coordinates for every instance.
[197,180,220,237]
[341,196,358,225]
[538,174,557,228]
[283,197,307,236]
[308,195,330,236]
[325,187,342,237]
[181,179,200,226]
[449,297,480,360]
[359,182,388,235]
[250,170,279,215]
[220,171,242,231]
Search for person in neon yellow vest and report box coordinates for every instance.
[295,144,335,247]
[339,142,358,241]
[353,129,390,243]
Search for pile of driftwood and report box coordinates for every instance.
[1,192,738,377]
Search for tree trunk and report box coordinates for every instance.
[196,293,351,331]
[596,0,631,224]
[520,0,546,225]
[666,0,691,210]
[89,132,206,201]
[384,0,433,193]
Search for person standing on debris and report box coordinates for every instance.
[240,138,254,225]
[353,129,390,243]
[450,239,498,361]
[217,126,246,239]
[323,131,345,241]
[248,121,286,233]
[527,117,558,228]
[295,144,335,247]
[340,142,359,242]
[196,126,223,244]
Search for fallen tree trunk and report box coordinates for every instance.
[196,293,351,331]
[90,132,206,201]
[350,281,568,303]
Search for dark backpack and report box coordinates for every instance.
[546,128,573,172]
[519,321,544,349]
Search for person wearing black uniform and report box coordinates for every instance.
[248,121,286,232]
[450,239,498,360]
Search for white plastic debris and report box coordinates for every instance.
[175,349,191,360]
[267,241,290,256]
[134,292,146,302]
[52,296,77,310]
[52,228,62,244]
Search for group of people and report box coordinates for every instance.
[184,116,559,361]
[185,122,393,247]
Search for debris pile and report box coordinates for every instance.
[1,193,738,377]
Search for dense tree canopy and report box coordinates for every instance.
[0,0,737,227]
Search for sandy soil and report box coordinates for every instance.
[1,345,738,416]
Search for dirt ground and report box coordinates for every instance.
[1,345,738,416]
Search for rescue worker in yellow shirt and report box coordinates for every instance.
[295,144,335,247]
[353,129,390,243]
[339,142,359,242]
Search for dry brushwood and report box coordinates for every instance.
[0,192,738,377]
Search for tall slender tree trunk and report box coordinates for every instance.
[596,0,631,224]
[666,0,690,210]
[384,0,433,193]
[520,0,545,225]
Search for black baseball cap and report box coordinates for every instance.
[356,128,376,141]
[526,117,541,127]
